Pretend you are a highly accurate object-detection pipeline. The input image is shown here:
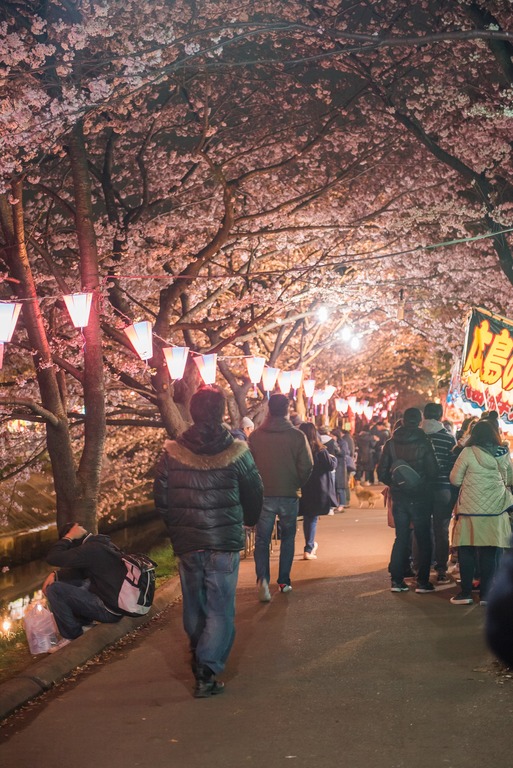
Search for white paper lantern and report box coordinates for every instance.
[123,321,153,361]
[303,379,316,399]
[0,302,22,343]
[335,398,348,413]
[278,370,292,395]
[290,369,303,393]
[63,292,93,329]
[163,346,189,380]
[194,353,217,385]
[245,356,266,384]
[262,366,280,394]
[324,385,336,400]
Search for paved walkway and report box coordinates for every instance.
[1,500,512,767]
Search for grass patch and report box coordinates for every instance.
[148,542,178,587]
[0,623,33,684]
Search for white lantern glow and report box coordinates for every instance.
[63,292,93,329]
[340,325,352,342]
[350,336,361,351]
[163,346,189,380]
[194,353,217,385]
[363,405,374,421]
[335,398,348,413]
[278,370,292,395]
[324,385,336,401]
[313,390,324,406]
[0,302,22,343]
[303,379,316,399]
[123,321,153,360]
[246,356,266,385]
[290,369,303,393]
[262,366,280,395]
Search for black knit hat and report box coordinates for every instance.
[268,393,289,417]
[189,386,226,424]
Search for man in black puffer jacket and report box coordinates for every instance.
[154,386,263,698]
[378,407,439,595]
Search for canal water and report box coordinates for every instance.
[0,518,167,622]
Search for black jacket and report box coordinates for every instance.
[299,448,338,517]
[154,424,263,556]
[46,534,125,615]
[377,425,439,496]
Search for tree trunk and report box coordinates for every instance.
[67,123,106,532]
[1,184,80,531]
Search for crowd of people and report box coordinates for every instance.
[42,387,513,698]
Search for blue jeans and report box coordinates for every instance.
[254,496,299,586]
[46,580,122,639]
[336,487,346,506]
[303,515,318,553]
[179,550,240,676]
[389,495,432,585]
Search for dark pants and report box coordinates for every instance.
[390,495,432,585]
[46,579,122,640]
[431,487,454,574]
[458,546,502,600]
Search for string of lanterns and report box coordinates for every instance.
[1,297,393,423]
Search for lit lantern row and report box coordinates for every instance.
[0,294,93,369]
[1,301,354,408]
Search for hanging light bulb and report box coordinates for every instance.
[278,370,292,395]
[63,292,93,329]
[194,353,217,385]
[245,356,266,393]
[163,346,189,380]
[303,379,316,399]
[123,321,153,361]
[317,306,329,323]
[262,366,280,397]
[340,325,353,342]
[350,336,361,351]
[0,302,22,343]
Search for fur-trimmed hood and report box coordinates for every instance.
[164,438,250,470]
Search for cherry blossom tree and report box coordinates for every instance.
[1,0,513,532]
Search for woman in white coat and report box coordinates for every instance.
[449,420,513,605]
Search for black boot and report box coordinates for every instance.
[194,664,225,698]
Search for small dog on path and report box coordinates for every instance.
[354,480,382,508]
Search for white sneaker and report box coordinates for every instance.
[312,541,319,556]
[303,551,317,560]
[258,579,271,602]
[279,584,292,593]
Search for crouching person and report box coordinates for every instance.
[43,523,125,641]
[154,386,263,698]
